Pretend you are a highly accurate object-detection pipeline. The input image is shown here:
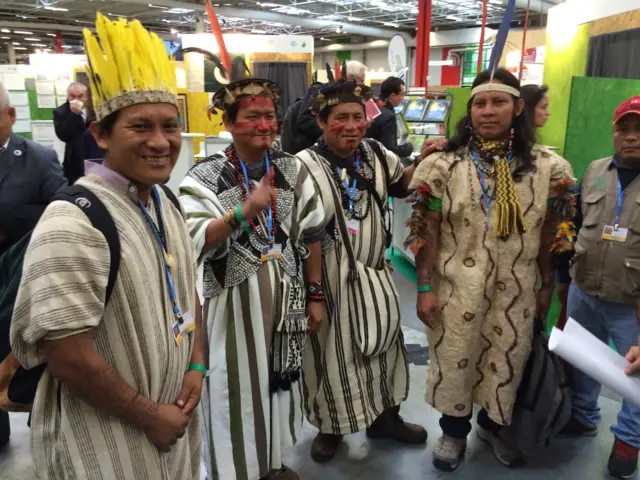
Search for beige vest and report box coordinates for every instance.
[571,157,640,305]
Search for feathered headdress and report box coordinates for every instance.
[311,80,374,115]
[83,12,177,122]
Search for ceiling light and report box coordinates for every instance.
[62,45,72,49]
[1,36,10,40]
[383,22,399,27]
[13,42,20,45]
[488,0,502,4]
[46,33,56,37]
[320,37,329,41]
[25,38,42,41]
[13,47,27,50]
[335,26,342,33]
[370,40,388,47]
[0,29,10,33]
[347,16,362,22]
[44,6,69,11]
[148,3,168,8]
[410,7,419,14]
[251,29,266,33]
[446,15,462,21]
[14,31,34,35]
[170,28,178,34]
[166,8,194,14]
[32,43,48,47]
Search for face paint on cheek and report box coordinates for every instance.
[327,121,345,136]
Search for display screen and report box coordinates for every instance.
[404,98,429,122]
[423,99,451,122]
[394,98,410,115]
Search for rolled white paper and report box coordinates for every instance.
[549,318,640,407]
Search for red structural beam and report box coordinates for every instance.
[477,0,488,74]
[414,0,432,90]
[518,0,531,81]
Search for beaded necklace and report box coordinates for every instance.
[318,139,376,221]
[225,144,279,243]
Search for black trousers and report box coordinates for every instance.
[0,410,9,443]
[440,409,501,439]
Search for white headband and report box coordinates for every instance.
[470,83,520,98]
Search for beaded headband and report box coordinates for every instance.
[312,81,374,114]
[470,83,520,98]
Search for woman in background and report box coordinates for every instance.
[521,84,550,130]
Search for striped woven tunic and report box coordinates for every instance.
[297,139,410,435]
[10,174,200,479]
[179,148,326,480]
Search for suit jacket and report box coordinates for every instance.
[366,102,413,158]
[82,127,105,161]
[0,133,68,254]
[53,101,88,184]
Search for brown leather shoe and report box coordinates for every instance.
[265,465,299,480]
[366,406,428,444]
[310,432,344,463]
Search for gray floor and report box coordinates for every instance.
[0,270,634,479]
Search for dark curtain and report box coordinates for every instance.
[252,62,309,111]
[587,28,640,80]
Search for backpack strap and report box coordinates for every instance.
[158,184,183,217]
[52,185,120,304]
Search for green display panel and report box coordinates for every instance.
[539,23,591,155]
[445,86,471,138]
[564,76,640,180]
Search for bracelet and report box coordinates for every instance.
[307,281,325,302]
[223,209,239,229]
[417,285,433,293]
[188,363,208,377]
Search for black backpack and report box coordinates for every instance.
[0,183,180,408]
[498,321,572,450]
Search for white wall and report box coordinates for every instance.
[549,0,638,26]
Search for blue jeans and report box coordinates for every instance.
[567,283,640,448]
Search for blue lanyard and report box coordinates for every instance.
[237,152,273,243]
[138,187,183,321]
[614,176,623,230]
[336,152,360,213]
[472,150,510,230]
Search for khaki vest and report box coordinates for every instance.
[571,157,640,306]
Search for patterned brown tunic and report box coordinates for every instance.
[409,144,573,425]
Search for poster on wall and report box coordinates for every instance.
[505,46,546,86]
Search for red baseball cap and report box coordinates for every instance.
[614,96,640,124]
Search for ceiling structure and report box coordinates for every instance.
[0,0,562,61]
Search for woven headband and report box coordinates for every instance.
[471,83,520,98]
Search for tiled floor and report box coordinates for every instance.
[0,270,635,479]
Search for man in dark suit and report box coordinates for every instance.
[0,81,67,447]
[366,76,413,158]
[53,82,89,184]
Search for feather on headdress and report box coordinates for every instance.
[83,13,177,121]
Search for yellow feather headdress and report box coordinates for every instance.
[83,13,178,121]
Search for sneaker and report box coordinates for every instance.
[608,438,638,479]
[558,415,598,437]
[433,435,467,472]
[477,426,525,468]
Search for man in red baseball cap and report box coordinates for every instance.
[556,96,640,479]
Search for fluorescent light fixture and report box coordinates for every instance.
[1,37,10,40]
[46,33,56,37]
[0,29,10,33]
[370,40,388,47]
[170,28,178,34]
[488,0,502,4]
[13,42,20,45]
[320,37,329,41]
[148,3,168,8]
[32,43,48,47]
[411,7,419,14]
[251,29,266,33]
[62,45,72,49]
[166,8,194,14]
[446,15,462,21]
[383,22,399,27]
[13,47,27,50]
[347,16,362,22]
[25,38,42,41]
[327,44,344,51]
[14,31,34,35]
[44,6,69,11]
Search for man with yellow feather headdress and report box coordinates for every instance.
[10,13,204,479]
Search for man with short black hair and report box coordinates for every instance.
[366,76,413,158]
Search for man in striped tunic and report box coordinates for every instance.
[180,78,326,479]
[297,81,428,462]
[10,15,203,479]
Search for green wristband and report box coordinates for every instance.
[235,205,245,224]
[188,363,208,377]
[417,285,433,293]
